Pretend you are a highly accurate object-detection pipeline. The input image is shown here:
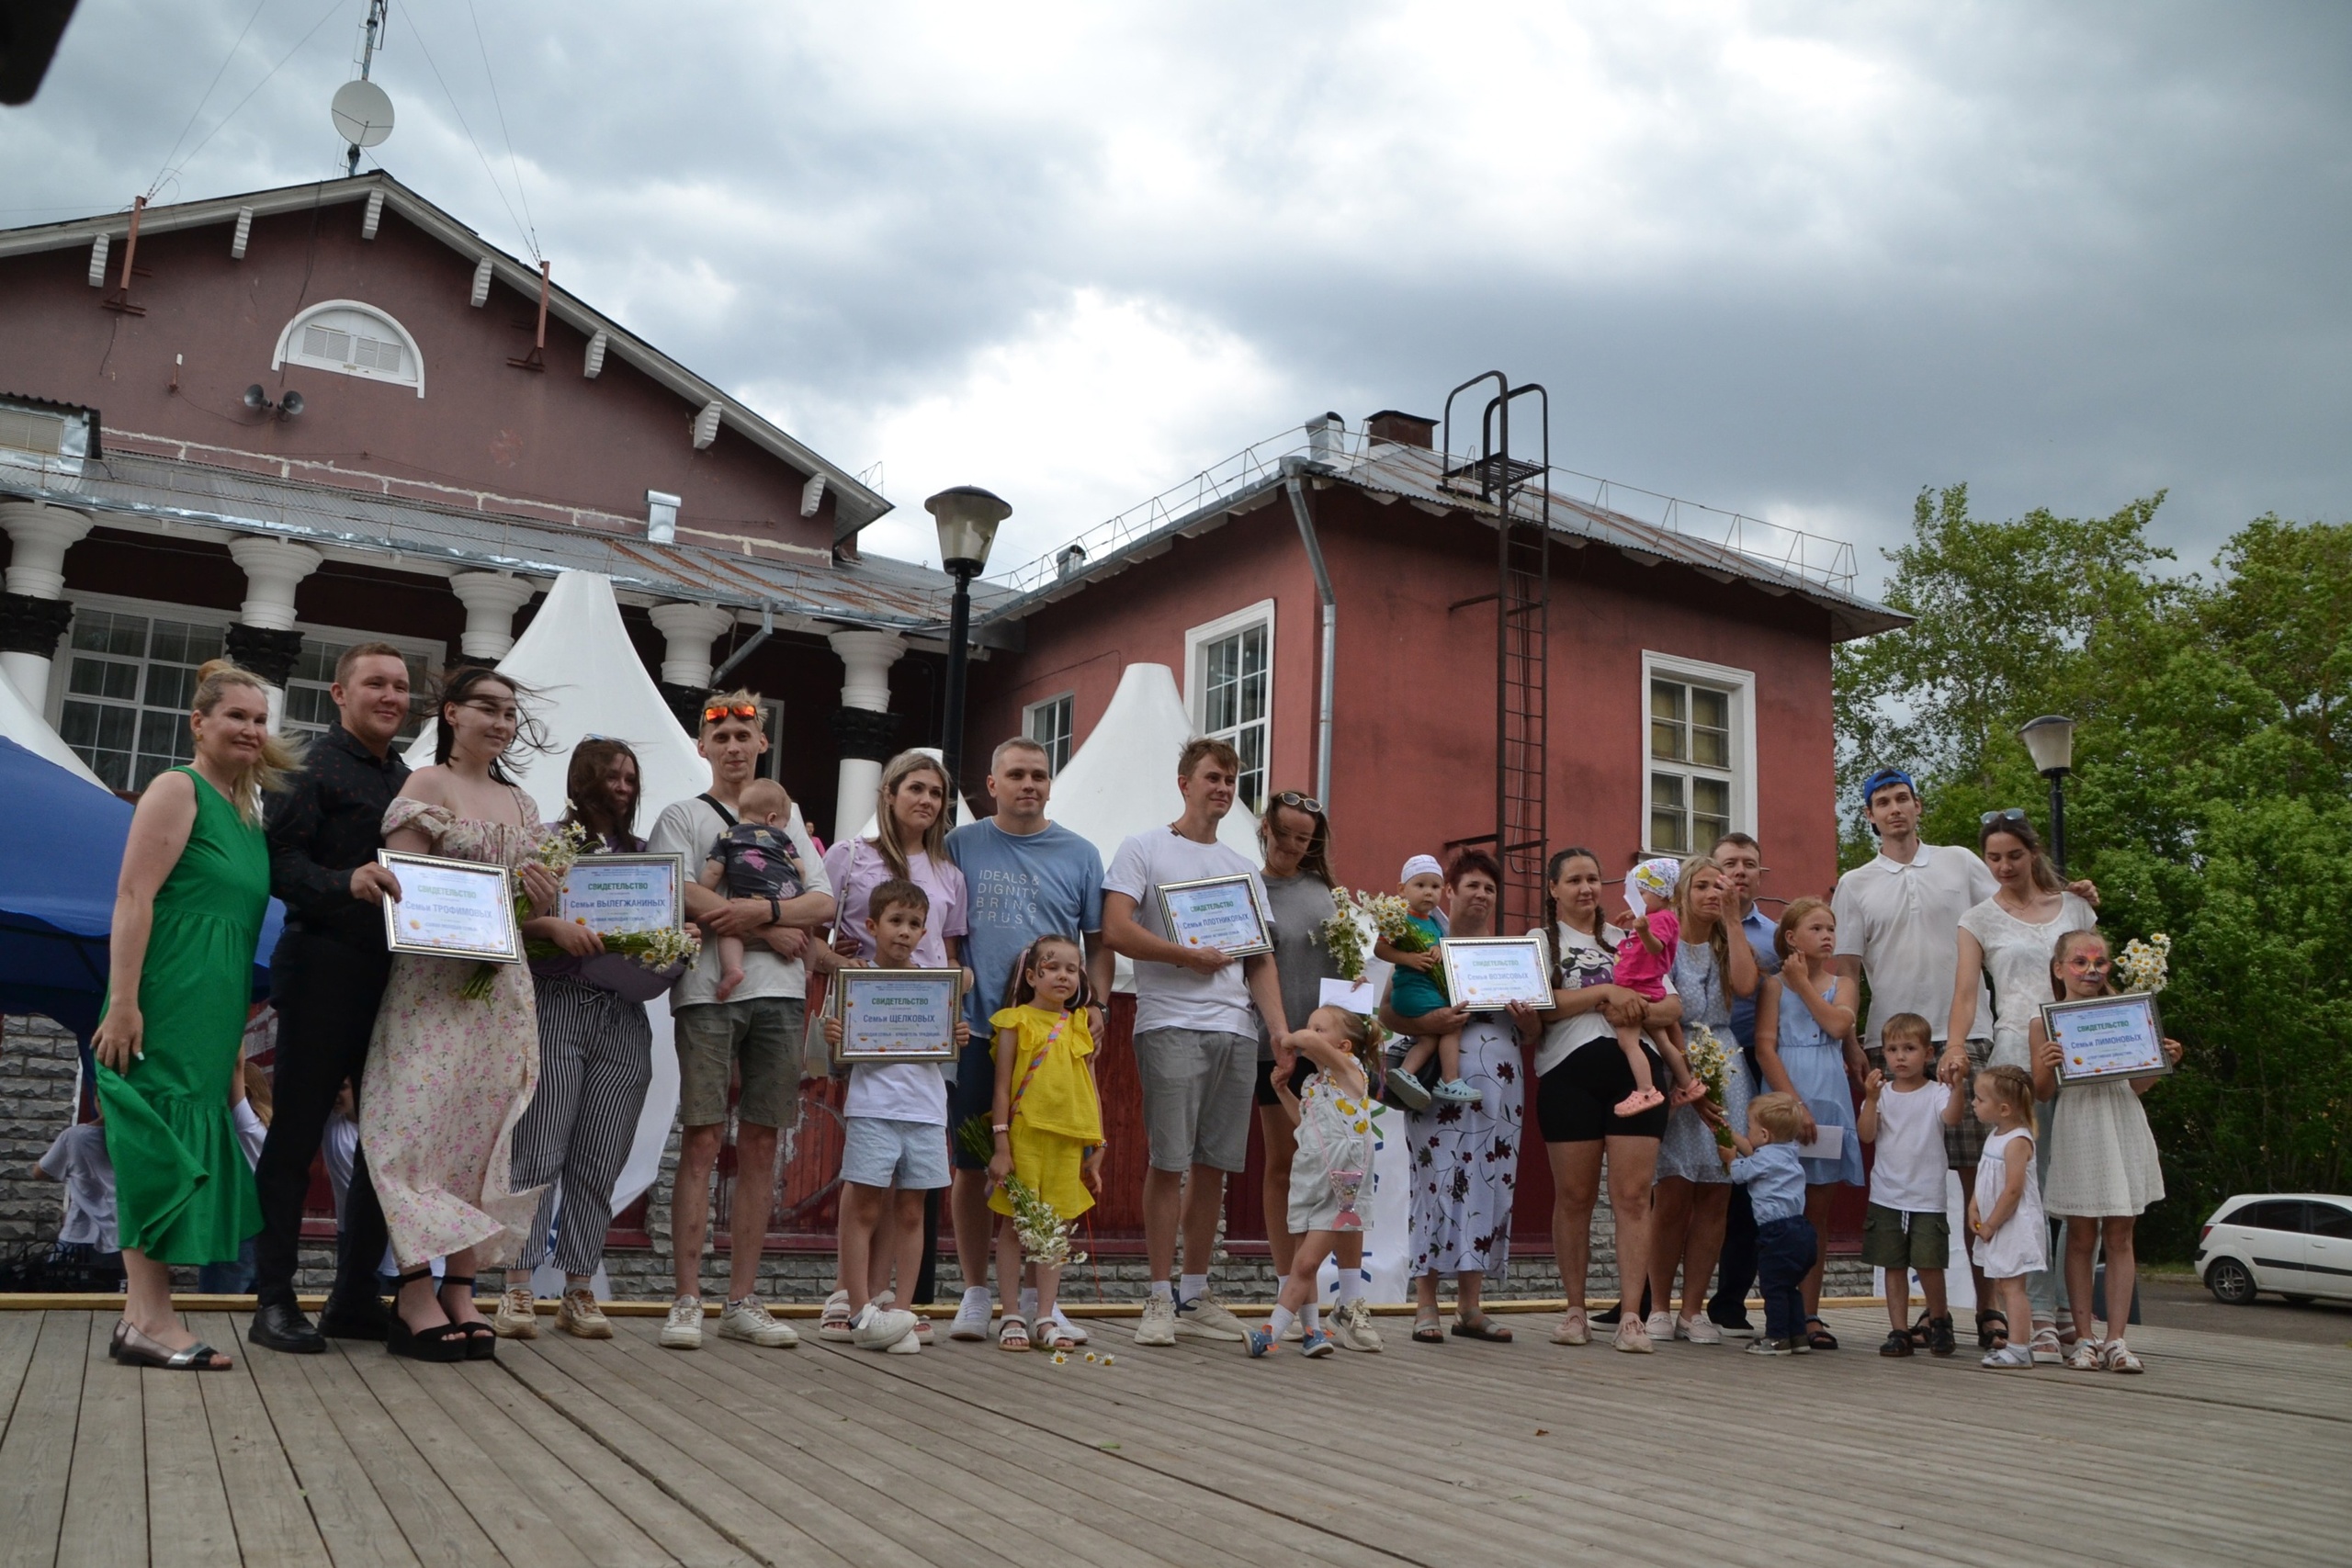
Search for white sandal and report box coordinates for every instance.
[2066,1338,2105,1371]
[997,1314,1031,1351]
[2104,1337,2143,1373]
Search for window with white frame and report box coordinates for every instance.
[1024,693,1074,773]
[1643,652,1756,858]
[273,300,425,395]
[1184,600,1274,815]
[52,594,441,792]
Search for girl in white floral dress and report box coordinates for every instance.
[362,670,558,1362]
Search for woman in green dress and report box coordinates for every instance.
[92,660,295,1371]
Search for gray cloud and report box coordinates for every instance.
[7,1,2347,587]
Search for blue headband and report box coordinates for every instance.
[1860,768,1917,805]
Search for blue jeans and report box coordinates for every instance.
[1755,1216,1816,1343]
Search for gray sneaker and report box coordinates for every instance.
[660,1294,704,1349]
[1331,1299,1384,1353]
[718,1295,799,1348]
[1174,1291,1248,1341]
[850,1301,917,1351]
[1134,1294,1178,1347]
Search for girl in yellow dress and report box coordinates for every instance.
[986,934,1103,1352]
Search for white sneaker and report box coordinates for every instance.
[1175,1291,1248,1341]
[949,1287,993,1341]
[819,1289,855,1343]
[1135,1294,1178,1347]
[1679,1314,1723,1346]
[851,1301,917,1351]
[492,1286,538,1339]
[1331,1299,1384,1353]
[1044,1307,1089,1345]
[660,1294,704,1349]
[718,1296,799,1348]
[885,1328,923,1353]
[1645,1310,1677,1343]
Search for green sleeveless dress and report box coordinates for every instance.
[96,766,269,1264]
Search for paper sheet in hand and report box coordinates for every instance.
[1797,1123,1844,1161]
[1319,978,1378,1013]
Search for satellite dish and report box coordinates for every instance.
[331,78,394,149]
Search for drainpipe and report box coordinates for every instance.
[1283,461,1337,807]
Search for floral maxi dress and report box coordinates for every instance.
[1406,1014,1523,1281]
[361,797,547,1269]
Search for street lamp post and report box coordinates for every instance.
[2018,715,2076,874]
[926,485,1011,827]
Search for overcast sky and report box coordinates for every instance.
[7,2,2348,593]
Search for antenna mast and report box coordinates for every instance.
[345,0,389,175]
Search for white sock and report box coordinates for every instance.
[1179,1272,1208,1303]
[1268,1304,1295,1338]
[1337,1271,1365,1306]
[1019,1287,1039,1319]
[1301,1301,1321,1332]
[1149,1280,1173,1303]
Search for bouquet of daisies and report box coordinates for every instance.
[1325,886,1443,1000]
[956,1115,1087,1267]
[2115,932,2171,995]
[463,821,591,1000]
[1685,1023,1736,1148]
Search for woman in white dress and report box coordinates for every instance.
[1948,809,2096,1360]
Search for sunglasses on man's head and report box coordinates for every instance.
[1271,790,1324,816]
[1981,808,2031,829]
[703,702,759,723]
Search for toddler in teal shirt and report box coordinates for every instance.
[1379,855,1478,1109]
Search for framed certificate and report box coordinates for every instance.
[2043,992,2172,1086]
[1156,874,1272,958]
[1438,932,1555,1010]
[828,968,964,1064]
[379,851,521,964]
[559,852,684,934]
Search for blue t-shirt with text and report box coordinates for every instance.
[944,817,1106,1033]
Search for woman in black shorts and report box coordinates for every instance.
[1533,848,1681,1353]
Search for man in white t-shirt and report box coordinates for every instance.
[645,691,836,1351]
[1103,738,1289,1347]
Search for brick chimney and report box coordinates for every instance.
[1364,410,1435,449]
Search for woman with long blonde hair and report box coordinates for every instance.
[92,660,296,1370]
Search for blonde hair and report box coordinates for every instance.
[699,687,765,737]
[1672,853,1734,982]
[192,660,300,823]
[1978,1063,2036,1120]
[1773,896,1833,960]
[1879,1011,1933,1049]
[870,750,950,878]
[738,778,791,821]
[1750,1091,1805,1142]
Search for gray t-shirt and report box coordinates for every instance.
[1257,873,1336,1056]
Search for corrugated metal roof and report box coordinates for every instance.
[0,446,1018,640]
[981,420,1909,641]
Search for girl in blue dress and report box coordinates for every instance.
[1755,897,1867,1348]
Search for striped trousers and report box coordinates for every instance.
[512,976,653,1276]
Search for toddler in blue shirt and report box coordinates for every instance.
[1721,1091,1816,1355]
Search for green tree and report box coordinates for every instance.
[1835,499,2352,1257]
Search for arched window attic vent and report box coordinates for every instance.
[271,299,425,397]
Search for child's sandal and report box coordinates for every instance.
[997,1314,1030,1351]
[1614,1088,1665,1116]
[1668,1080,1709,1108]
[1041,1324,1077,1352]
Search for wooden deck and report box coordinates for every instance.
[1,1303,2346,1567]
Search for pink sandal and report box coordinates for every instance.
[1614,1087,1666,1116]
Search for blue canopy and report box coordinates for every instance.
[0,737,282,1042]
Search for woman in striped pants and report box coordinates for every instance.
[494,739,661,1339]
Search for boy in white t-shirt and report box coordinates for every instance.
[820,877,968,1354]
[1859,1012,1968,1358]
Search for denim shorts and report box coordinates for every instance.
[841,1115,952,1190]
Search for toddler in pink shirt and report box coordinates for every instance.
[1611,858,1702,1117]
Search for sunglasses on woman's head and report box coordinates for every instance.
[1271,790,1324,816]
[703,702,759,723]
[1981,808,2031,829]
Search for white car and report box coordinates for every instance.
[2197,1193,2352,1305]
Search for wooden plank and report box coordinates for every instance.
[0,1314,90,1568]
[495,1339,848,1568]
[0,1313,41,1427]
[139,1341,241,1568]
[57,1314,146,1568]
[298,1343,506,1567]
[187,1314,332,1568]
[233,1317,424,1568]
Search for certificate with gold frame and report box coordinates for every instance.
[827,968,965,1065]
[379,850,521,964]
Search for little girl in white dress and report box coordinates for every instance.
[1969,1064,2046,1371]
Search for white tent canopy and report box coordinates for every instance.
[0,667,106,788]
[1043,661,1261,867]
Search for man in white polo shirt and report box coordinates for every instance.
[1103,737,1289,1347]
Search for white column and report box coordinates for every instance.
[449,571,537,662]
[828,628,906,843]
[1,502,96,712]
[648,601,736,689]
[225,537,323,729]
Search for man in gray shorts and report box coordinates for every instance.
[1103,738,1289,1347]
[646,691,836,1349]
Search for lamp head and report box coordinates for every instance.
[2018,714,2075,776]
[924,485,1011,575]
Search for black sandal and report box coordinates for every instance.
[114,1321,232,1371]
[1906,1309,1934,1348]
[438,1276,497,1361]
[1804,1317,1839,1350]
[1976,1308,2007,1351]
[387,1268,469,1363]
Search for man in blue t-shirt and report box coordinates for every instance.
[943,737,1113,1344]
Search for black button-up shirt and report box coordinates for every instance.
[267,723,413,951]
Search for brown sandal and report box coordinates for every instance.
[1411,1314,1445,1344]
[1451,1314,1514,1342]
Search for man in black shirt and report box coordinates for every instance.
[248,643,413,1354]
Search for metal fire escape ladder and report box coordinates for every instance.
[1442,374,1552,934]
